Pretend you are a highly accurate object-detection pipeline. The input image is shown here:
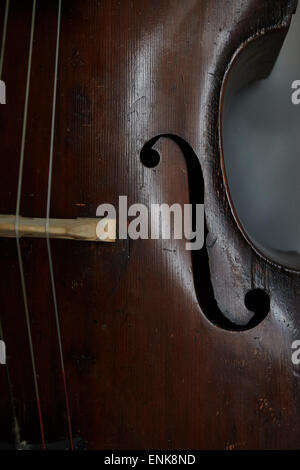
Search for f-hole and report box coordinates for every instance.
[140,134,270,331]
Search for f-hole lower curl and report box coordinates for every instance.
[140,134,270,331]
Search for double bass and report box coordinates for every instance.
[0,0,299,450]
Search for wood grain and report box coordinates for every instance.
[0,0,299,450]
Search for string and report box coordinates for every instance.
[0,0,24,449]
[0,0,10,337]
[46,0,74,450]
[15,0,46,450]
[0,0,9,78]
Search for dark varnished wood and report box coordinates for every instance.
[0,0,299,450]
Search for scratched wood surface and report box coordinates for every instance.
[0,0,299,450]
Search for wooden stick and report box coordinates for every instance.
[0,215,116,242]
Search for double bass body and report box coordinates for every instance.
[0,0,299,450]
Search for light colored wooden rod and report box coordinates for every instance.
[0,215,116,242]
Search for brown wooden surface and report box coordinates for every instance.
[0,0,299,450]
